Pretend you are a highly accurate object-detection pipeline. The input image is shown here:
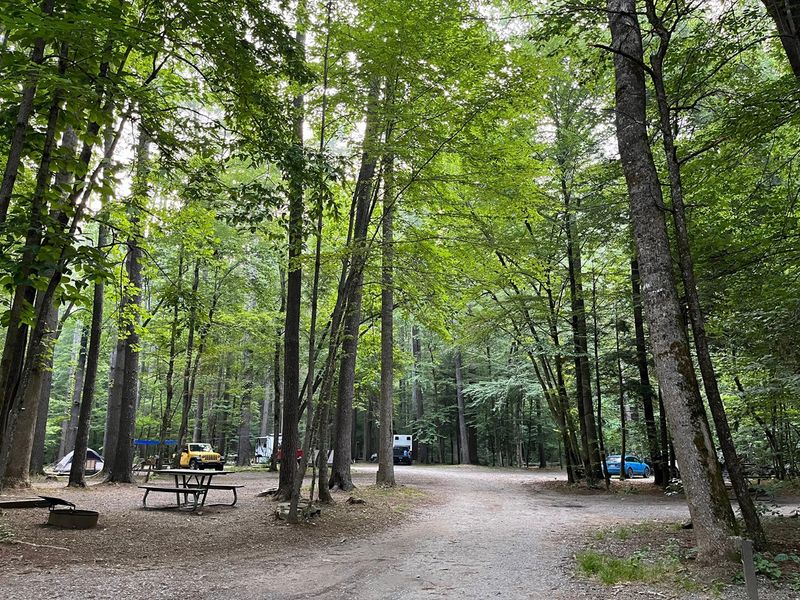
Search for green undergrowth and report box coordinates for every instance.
[577,549,677,585]
[580,517,800,596]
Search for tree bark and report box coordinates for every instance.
[106,130,148,483]
[644,2,765,546]
[269,267,285,473]
[64,324,89,456]
[564,186,602,484]
[278,22,306,496]
[172,259,200,467]
[102,337,125,473]
[158,250,183,466]
[631,259,664,484]
[329,79,382,491]
[411,325,427,464]
[30,304,59,474]
[616,313,627,481]
[1,295,59,488]
[761,0,800,77]
[0,0,57,224]
[377,147,396,486]
[606,0,737,560]
[454,348,470,465]
[68,225,107,486]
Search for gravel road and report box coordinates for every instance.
[2,464,794,599]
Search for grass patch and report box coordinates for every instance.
[0,519,14,543]
[577,550,674,585]
[355,484,428,514]
[614,526,631,540]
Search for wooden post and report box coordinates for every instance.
[740,538,758,600]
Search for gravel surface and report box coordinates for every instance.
[0,464,796,599]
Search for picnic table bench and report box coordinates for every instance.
[138,469,243,511]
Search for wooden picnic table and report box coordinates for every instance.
[138,469,243,511]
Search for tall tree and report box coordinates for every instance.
[277,9,306,499]
[454,348,470,465]
[644,0,765,547]
[69,225,107,487]
[411,325,427,463]
[329,79,382,491]
[105,128,148,483]
[606,0,737,560]
[630,259,663,484]
[377,144,396,486]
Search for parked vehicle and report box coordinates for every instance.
[254,436,275,464]
[393,434,413,465]
[179,443,225,470]
[605,454,651,478]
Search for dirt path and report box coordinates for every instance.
[254,464,692,600]
[3,464,707,599]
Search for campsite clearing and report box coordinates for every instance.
[2,465,797,599]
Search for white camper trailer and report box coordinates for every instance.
[255,435,275,464]
[393,434,413,465]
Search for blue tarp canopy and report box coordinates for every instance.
[134,439,177,446]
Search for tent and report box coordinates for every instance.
[54,448,104,475]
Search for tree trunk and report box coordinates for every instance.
[630,259,664,484]
[103,337,125,472]
[536,392,546,468]
[454,348,470,465]
[172,259,200,467]
[544,275,587,480]
[30,304,59,474]
[65,324,89,457]
[592,272,610,486]
[193,392,205,443]
[1,295,60,488]
[237,346,254,467]
[278,42,305,496]
[58,325,81,461]
[761,0,800,77]
[68,225,107,487]
[158,250,183,466]
[0,0,57,224]
[269,268,285,473]
[106,130,148,483]
[606,0,737,560]
[411,325,427,464]
[564,187,602,484]
[363,396,373,460]
[259,381,270,438]
[644,6,765,546]
[290,2,332,517]
[0,53,117,480]
[329,79,382,492]
[616,313,627,481]
[0,58,68,473]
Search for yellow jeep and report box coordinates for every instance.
[179,443,225,470]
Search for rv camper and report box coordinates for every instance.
[393,434,413,465]
[255,435,275,464]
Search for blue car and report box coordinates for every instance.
[605,454,651,478]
